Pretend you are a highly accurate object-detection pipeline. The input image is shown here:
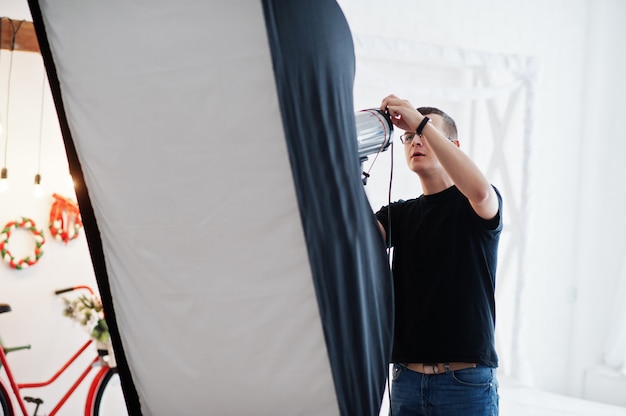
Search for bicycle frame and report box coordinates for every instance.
[0,338,105,416]
[0,285,112,416]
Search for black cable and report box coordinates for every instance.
[386,140,393,416]
[359,116,396,415]
[387,141,393,249]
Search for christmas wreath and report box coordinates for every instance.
[0,217,46,269]
[49,193,83,244]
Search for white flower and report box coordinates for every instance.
[61,294,109,343]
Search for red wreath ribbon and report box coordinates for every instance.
[49,193,83,244]
[0,217,46,269]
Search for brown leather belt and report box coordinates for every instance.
[406,362,477,374]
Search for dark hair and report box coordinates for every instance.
[417,106,458,141]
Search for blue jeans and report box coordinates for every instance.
[389,363,499,416]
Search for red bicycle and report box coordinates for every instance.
[0,286,128,415]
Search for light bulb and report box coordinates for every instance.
[0,167,8,192]
[33,173,44,198]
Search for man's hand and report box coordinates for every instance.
[380,94,424,132]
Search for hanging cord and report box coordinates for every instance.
[357,112,396,414]
[2,18,25,168]
[0,18,3,140]
[385,139,394,416]
[383,139,394,263]
[37,70,47,175]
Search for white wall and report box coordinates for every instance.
[0,5,99,415]
[339,0,626,403]
[571,0,626,399]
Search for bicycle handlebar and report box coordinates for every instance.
[54,285,95,295]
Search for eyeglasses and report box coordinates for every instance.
[400,132,455,144]
[399,132,418,144]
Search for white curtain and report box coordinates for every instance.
[604,257,626,375]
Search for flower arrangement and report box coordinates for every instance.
[61,293,110,343]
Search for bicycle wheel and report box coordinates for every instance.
[89,367,128,416]
[0,380,13,416]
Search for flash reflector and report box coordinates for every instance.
[355,109,393,163]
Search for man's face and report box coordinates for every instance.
[403,113,447,175]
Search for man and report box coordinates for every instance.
[376,94,502,415]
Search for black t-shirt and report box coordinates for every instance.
[376,185,502,367]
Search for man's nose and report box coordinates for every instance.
[411,135,423,146]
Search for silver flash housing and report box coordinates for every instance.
[355,109,393,163]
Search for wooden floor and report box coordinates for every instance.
[377,375,626,416]
[499,377,626,416]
